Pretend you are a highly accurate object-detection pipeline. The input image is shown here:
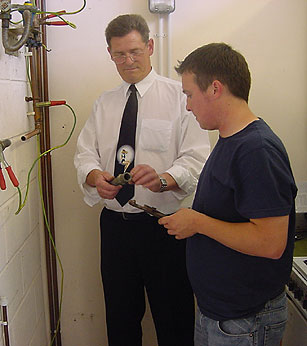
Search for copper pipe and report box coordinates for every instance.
[42,41,63,346]
[20,128,41,141]
[1,298,10,346]
[2,306,9,346]
[29,48,42,126]
[28,31,59,346]
[22,2,62,344]
[39,0,62,344]
[28,43,56,343]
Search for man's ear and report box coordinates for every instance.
[211,80,223,98]
[107,46,112,57]
[147,38,154,56]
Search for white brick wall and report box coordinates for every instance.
[0,29,48,346]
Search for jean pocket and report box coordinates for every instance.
[218,316,256,336]
[264,319,287,346]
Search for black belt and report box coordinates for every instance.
[103,208,154,221]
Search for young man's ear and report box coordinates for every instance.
[211,80,223,98]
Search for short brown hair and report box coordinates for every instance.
[105,14,150,47]
[175,43,251,102]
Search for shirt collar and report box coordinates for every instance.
[122,68,156,98]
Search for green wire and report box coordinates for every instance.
[9,0,86,28]
[49,14,77,29]
[17,20,74,344]
[36,135,64,346]
[15,103,76,345]
[16,186,22,209]
[15,103,76,215]
[37,0,86,16]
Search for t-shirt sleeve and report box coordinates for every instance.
[234,147,295,219]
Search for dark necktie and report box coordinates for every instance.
[114,84,138,206]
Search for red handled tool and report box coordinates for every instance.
[0,146,19,190]
[0,163,6,190]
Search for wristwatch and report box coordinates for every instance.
[159,176,168,192]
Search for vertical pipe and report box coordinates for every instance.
[167,14,171,78]
[40,0,62,344]
[1,297,10,346]
[29,44,57,343]
[28,48,42,130]
[2,307,10,346]
[158,14,163,75]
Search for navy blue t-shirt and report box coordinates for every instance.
[187,119,297,321]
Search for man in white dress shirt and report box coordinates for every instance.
[74,14,210,346]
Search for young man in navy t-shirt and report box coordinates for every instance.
[159,43,297,346]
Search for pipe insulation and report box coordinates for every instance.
[1,9,31,52]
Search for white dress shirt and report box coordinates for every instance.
[74,69,210,214]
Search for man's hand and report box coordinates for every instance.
[159,208,199,239]
[131,164,179,193]
[86,169,122,199]
[131,164,161,192]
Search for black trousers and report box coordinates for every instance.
[100,208,195,346]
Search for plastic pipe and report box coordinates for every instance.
[158,14,163,75]
[167,14,171,78]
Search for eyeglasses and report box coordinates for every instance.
[111,49,146,65]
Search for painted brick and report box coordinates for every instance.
[10,283,37,346]
[28,181,40,234]
[0,253,23,318]
[29,316,48,346]
[0,23,48,346]
[8,140,38,196]
[33,271,46,326]
[9,49,27,82]
[4,194,31,261]
[0,81,29,139]
[20,228,41,294]
[0,221,6,272]
[0,44,10,80]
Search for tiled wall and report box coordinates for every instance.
[0,39,48,345]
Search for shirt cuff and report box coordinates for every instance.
[82,183,102,207]
[166,165,198,199]
[77,165,103,207]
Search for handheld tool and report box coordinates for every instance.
[128,199,166,218]
[0,141,19,190]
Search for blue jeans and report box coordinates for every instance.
[195,292,287,346]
